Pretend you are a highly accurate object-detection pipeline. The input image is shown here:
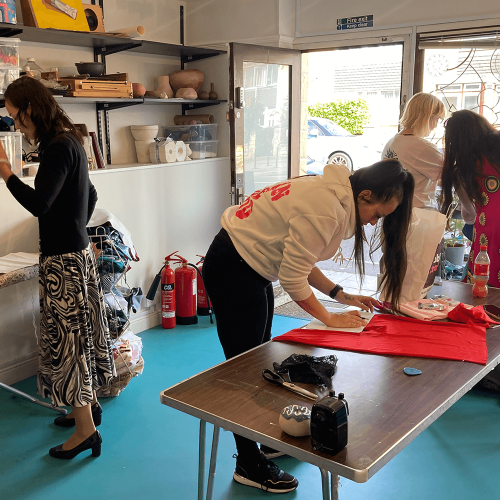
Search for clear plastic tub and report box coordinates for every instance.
[0,131,23,177]
[0,66,20,94]
[186,140,218,159]
[0,37,20,67]
[164,124,217,143]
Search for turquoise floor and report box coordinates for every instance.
[1,315,499,500]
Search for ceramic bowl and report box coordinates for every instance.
[75,61,105,77]
[130,125,159,141]
[168,69,204,92]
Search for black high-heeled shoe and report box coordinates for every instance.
[54,402,103,428]
[49,430,102,459]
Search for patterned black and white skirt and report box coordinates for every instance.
[37,244,115,408]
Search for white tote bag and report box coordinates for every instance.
[380,207,448,304]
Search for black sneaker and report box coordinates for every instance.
[260,444,287,459]
[233,453,299,493]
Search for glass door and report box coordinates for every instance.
[229,43,300,204]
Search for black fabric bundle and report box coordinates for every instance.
[273,353,338,387]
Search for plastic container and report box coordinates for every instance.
[0,66,19,94]
[186,140,218,159]
[164,124,218,143]
[22,57,43,80]
[472,244,490,298]
[0,1,17,24]
[0,131,23,177]
[0,37,20,67]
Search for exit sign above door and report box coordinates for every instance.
[337,15,373,30]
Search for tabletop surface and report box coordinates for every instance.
[161,281,500,482]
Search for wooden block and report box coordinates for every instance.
[82,3,104,32]
[19,0,38,27]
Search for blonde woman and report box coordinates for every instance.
[382,92,446,210]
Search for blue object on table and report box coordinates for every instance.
[404,367,422,376]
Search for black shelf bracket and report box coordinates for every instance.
[96,42,143,57]
[96,101,143,111]
[182,100,227,114]
[0,26,22,37]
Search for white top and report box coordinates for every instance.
[221,164,356,302]
[382,134,443,209]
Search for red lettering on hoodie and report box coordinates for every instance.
[235,182,292,219]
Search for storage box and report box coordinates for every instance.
[0,131,23,177]
[164,124,217,143]
[0,66,19,94]
[0,1,17,25]
[186,140,218,159]
[0,37,20,66]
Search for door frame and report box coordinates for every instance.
[229,42,301,205]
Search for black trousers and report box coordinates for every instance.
[203,228,274,461]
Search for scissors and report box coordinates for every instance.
[262,369,318,401]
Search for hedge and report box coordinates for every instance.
[308,99,370,135]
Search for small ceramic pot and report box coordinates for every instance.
[175,87,198,99]
[198,89,209,100]
[132,83,146,98]
[278,405,311,437]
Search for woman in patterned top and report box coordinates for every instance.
[440,109,500,287]
[0,77,114,459]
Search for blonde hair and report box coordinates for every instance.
[400,92,445,137]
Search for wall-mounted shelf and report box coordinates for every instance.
[0,22,226,63]
[0,21,227,164]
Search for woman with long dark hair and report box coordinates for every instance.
[202,159,414,494]
[0,76,114,459]
[439,109,500,286]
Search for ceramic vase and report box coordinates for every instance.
[208,82,218,100]
[168,69,204,92]
[156,76,173,98]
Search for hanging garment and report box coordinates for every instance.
[273,314,488,365]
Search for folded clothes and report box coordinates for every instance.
[273,314,488,364]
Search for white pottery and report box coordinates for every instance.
[130,125,159,142]
[278,405,311,437]
[135,140,152,163]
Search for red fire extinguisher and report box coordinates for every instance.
[160,252,179,329]
[174,254,198,325]
[195,255,211,316]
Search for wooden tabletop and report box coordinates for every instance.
[161,280,500,482]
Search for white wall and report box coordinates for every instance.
[0,159,231,384]
[295,0,500,38]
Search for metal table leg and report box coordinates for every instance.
[198,420,206,500]
[331,473,340,500]
[320,469,340,500]
[320,468,330,500]
[206,425,220,500]
[0,383,67,414]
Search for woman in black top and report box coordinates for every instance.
[0,77,114,459]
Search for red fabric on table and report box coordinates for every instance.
[447,303,500,327]
[273,314,488,365]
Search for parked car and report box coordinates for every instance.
[307,117,382,173]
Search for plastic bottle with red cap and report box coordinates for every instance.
[472,244,490,298]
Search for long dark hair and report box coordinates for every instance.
[4,76,83,146]
[440,109,500,213]
[350,159,414,310]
